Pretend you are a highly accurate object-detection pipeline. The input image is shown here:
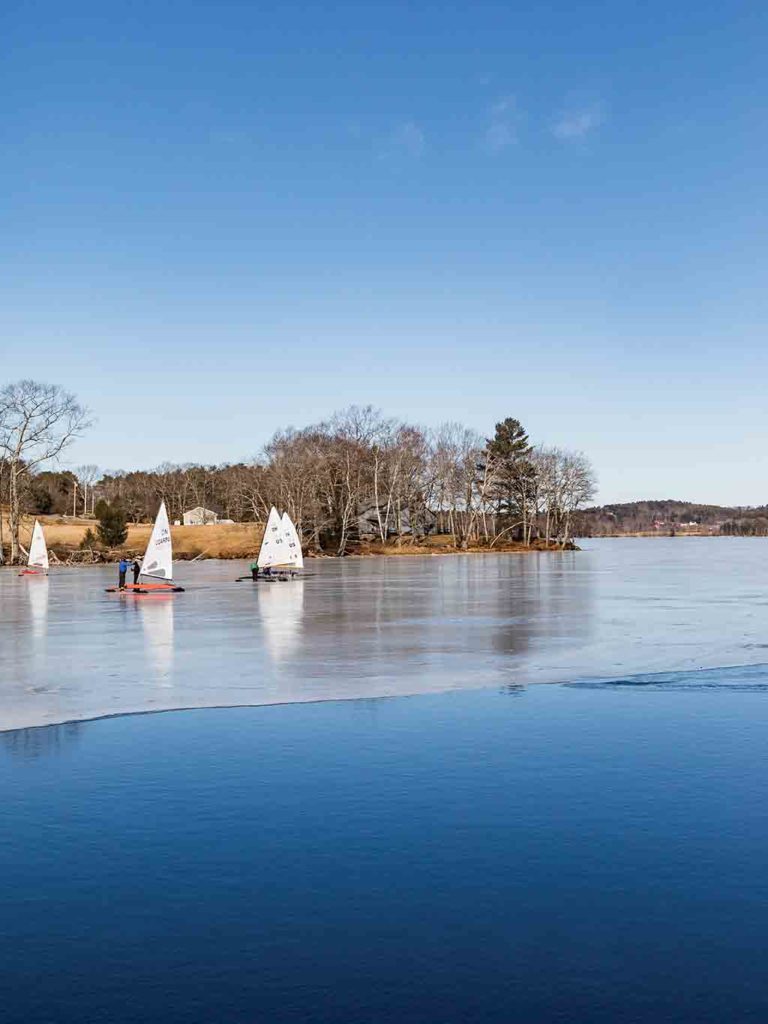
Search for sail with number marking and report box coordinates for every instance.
[140,501,174,580]
[27,520,49,571]
[257,507,289,568]
[280,512,304,570]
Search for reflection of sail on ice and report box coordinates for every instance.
[139,598,175,683]
[27,575,49,639]
[27,521,49,572]
[257,580,304,662]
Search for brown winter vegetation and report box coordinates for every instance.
[354,536,577,556]
[3,513,262,561]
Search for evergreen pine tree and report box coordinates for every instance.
[486,418,533,529]
[96,504,128,547]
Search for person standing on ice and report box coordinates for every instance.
[118,558,129,590]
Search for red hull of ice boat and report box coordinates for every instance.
[105,582,184,594]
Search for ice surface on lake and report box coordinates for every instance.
[2,538,768,730]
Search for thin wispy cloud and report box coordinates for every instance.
[484,94,521,152]
[209,129,250,145]
[490,94,516,116]
[389,120,425,157]
[551,104,605,141]
[485,122,517,151]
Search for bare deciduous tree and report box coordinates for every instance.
[0,381,92,563]
[533,446,597,547]
[74,464,101,516]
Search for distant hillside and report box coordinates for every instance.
[574,500,768,537]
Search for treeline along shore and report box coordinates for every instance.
[575,499,768,537]
[0,379,596,564]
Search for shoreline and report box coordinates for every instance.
[0,686,471,736]
[1,514,578,564]
[4,657,767,736]
[1,545,579,567]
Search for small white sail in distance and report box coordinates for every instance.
[257,507,289,568]
[27,520,49,571]
[140,501,174,580]
[281,512,304,570]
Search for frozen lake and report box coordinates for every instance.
[3,538,768,731]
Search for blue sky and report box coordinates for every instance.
[2,1,767,504]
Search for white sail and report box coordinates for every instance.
[281,512,304,570]
[140,501,174,580]
[257,507,289,568]
[27,520,49,571]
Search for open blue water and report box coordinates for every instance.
[3,673,768,1023]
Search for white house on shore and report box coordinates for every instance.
[182,506,220,526]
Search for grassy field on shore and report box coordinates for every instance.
[1,513,571,561]
[3,514,262,560]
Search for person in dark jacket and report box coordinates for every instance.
[118,558,129,590]
[132,559,141,585]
